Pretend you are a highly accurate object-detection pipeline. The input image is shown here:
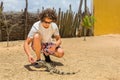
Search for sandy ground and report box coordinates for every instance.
[0,34,120,80]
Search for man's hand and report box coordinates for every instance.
[49,44,56,53]
[28,55,35,64]
[43,43,56,55]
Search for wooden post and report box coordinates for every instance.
[0,1,3,41]
[24,0,28,39]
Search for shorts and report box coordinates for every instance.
[41,42,60,56]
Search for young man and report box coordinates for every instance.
[24,8,64,64]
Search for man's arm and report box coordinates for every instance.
[24,37,35,63]
[24,38,32,56]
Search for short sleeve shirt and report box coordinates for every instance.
[27,21,59,43]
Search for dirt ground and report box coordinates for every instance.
[0,34,120,80]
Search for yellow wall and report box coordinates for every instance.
[94,0,120,35]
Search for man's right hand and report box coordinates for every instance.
[28,55,35,63]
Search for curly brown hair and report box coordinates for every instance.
[39,8,57,22]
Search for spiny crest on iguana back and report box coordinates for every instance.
[36,60,80,75]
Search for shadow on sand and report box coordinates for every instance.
[24,60,64,71]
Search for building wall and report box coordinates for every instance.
[94,0,120,35]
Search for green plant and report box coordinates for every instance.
[82,15,95,40]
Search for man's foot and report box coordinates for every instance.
[33,59,42,68]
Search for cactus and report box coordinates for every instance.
[57,4,80,38]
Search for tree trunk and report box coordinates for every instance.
[83,27,86,41]
[0,1,3,41]
[0,30,2,41]
[7,34,9,47]
[24,0,28,39]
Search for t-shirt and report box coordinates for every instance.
[28,21,59,43]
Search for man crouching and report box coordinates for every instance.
[24,8,64,65]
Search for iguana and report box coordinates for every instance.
[36,60,80,75]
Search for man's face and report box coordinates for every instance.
[42,17,52,28]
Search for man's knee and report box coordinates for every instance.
[33,32,42,39]
[57,49,64,58]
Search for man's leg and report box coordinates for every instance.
[32,33,42,60]
[43,54,52,62]
[32,33,52,62]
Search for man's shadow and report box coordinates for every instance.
[24,60,64,71]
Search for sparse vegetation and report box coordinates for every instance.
[82,15,95,40]
[0,0,94,42]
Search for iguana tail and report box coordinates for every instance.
[49,67,79,75]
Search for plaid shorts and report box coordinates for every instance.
[41,42,60,56]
